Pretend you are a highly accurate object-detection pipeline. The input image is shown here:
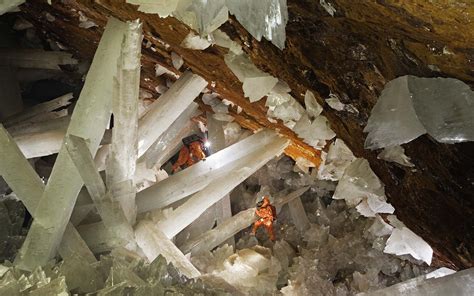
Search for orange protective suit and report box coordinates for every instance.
[172,141,206,172]
[251,196,277,241]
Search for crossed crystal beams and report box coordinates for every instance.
[180,186,309,255]
[0,124,96,265]
[77,130,289,253]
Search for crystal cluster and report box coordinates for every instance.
[365,75,474,149]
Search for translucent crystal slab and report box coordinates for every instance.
[0,49,77,70]
[137,71,207,156]
[7,116,70,137]
[213,29,244,55]
[408,76,474,143]
[364,76,426,149]
[384,227,433,265]
[181,32,212,50]
[377,145,414,167]
[14,18,127,271]
[333,158,385,207]
[304,90,323,119]
[224,52,278,102]
[156,135,288,238]
[135,220,201,278]
[288,197,310,232]
[174,0,228,36]
[226,0,288,49]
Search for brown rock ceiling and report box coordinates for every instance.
[19,0,473,269]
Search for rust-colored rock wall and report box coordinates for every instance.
[19,0,473,269]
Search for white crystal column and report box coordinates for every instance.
[0,124,96,264]
[15,18,127,271]
[180,187,309,255]
[136,129,282,212]
[135,220,201,278]
[106,20,142,225]
[156,135,288,238]
[65,135,135,247]
[137,71,207,156]
[288,197,310,232]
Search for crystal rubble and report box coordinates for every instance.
[0,66,23,121]
[377,145,415,167]
[0,0,25,15]
[266,81,305,127]
[135,220,201,278]
[106,19,142,225]
[181,31,212,50]
[136,129,284,213]
[365,76,474,149]
[0,124,96,265]
[0,48,77,70]
[180,187,309,256]
[192,245,282,295]
[137,71,207,156]
[213,29,244,55]
[141,102,199,169]
[224,52,278,102]
[64,135,136,249]
[317,138,356,181]
[384,216,433,266]
[226,0,288,49]
[156,135,289,239]
[362,268,473,296]
[333,158,395,219]
[14,18,128,271]
[0,252,235,294]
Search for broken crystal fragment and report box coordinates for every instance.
[367,215,394,237]
[288,197,310,232]
[15,18,128,271]
[364,76,427,149]
[137,71,207,156]
[213,29,244,55]
[0,49,77,70]
[384,227,433,265]
[226,0,288,49]
[304,90,322,119]
[377,145,415,167]
[174,0,228,36]
[317,138,355,181]
[181,31,212,50]
[356,197,395,217]
[154,64,177,77]
[224,52,278,102]
[0,0,25,15]
[333,158,385,207]
[171,52,184,70]
[293,114,335,150]
[319,0,336,16]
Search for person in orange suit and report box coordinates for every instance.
[251,196,277,241]
[172,138,207,173]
